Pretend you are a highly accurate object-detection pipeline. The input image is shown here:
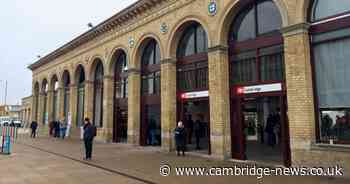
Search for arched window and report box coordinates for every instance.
[42,80,48,124]
[141,39,161,96]
[93,61,104,127]
[229,0,284,85]
[231,0,282,42]
[76,65,85,127]
[177,23,208,57]
[115,53,128,99]
[177,22,209,92]
[113,51,128,143]
[310,1,350,144]
[52,78,59,121]
[62,71,70,122]
[140,39,161,146]
[311,0,350,21]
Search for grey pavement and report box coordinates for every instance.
[0,133,348,184]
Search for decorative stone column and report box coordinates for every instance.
[47,90,54,124]
[84,81,94,121]
[31,94,38,122]
[58,87,65,121]
[101,75,114,142]
[208,45,231,159]
[281,23,316,162]
[160,58,177,152]
[127,68,141,145]
[38,92,45,125]
[69,85,78,128]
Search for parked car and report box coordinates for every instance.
[0,121,10,126]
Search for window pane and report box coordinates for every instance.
[177,27,196,57]
[233,7,256,42]
[257,1,282,35]
[94,87,103,127]
[196,25,208,53]
[155,43,161,64]
[148,74,154,95]
[314,37,350,108]
[312,0,350,21]
[232,57,257,84]
[259,46,284,81]
[320,110,350,142]
[142,43,154,66]
[155,72,161,95]
[125,79,128,98]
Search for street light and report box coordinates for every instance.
[0,80,8,105]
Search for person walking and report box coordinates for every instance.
[54,120,60,138]
[60,120,67,139]
[30,121,38,138]
[83,118,96,160]
[174,121,186,156]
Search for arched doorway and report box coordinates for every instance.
[51,75,59,122]
[93,60,104,128]
[309,1,350,145]
[41,79,48,125]
[140,39,161,146]
[62,71,70,123]
[228,0,290,166]
[176,22,210,154]
[112,50,128,143]
[76,65,85,127]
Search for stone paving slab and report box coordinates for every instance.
[4,135,349,184]
[0,143,145,184]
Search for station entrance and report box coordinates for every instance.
[231,84,290,166]
[178,94,210,154]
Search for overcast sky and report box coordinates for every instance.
[0,0,137,105]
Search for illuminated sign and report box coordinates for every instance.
[182,91,209,99]
[237,83,282,94]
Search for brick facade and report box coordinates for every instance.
[28,0,350,175]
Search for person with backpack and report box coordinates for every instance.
[30,121,38,138]
[83,118,96,160]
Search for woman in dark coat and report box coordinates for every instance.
[174,121,186,156]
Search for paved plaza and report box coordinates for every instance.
[0,134,348,184]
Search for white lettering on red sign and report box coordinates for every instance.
[182,91,209,99]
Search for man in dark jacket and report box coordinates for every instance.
[174,121,186,156]
[30,121,38,138]
[83,118,96,160]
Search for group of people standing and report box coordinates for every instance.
[49,120,69,139]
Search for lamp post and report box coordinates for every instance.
[0,80,8,105]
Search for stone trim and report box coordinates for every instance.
[103,75,114,80]
[208,45,228,53]
[281,23,310,37]
[160,58,177,65]
[128,68,141,74]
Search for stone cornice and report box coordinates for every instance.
[28,0,168,71]
[281,23,310,37]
